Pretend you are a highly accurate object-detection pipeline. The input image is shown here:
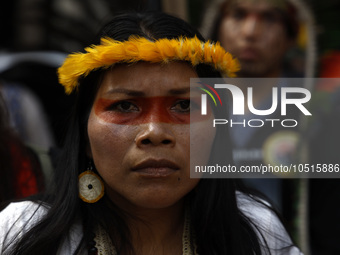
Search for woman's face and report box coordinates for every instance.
[87,62,215,210]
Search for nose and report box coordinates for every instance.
[242,15,259,39]
[135,123,176,147]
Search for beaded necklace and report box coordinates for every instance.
[87,212,197,255]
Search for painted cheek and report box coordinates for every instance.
[94,98,137,124]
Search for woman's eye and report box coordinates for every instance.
[109,101,139,112]
[171,100,191,112]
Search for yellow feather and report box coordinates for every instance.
[58,36,240,94]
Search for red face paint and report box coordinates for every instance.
[94,96,211,125]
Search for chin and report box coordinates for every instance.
[131,187,188,209]
[240,66,267,77]
[132,196,184,209]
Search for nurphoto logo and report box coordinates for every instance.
[199,82,312,128]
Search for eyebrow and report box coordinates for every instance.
[105,87,191,96]
[105,88,145,97]
[168,87,191,95]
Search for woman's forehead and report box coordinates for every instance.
[97,62,197,96]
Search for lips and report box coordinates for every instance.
[239,48,260,60]
[132,159,180,177]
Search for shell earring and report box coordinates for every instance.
[78,161,104,203]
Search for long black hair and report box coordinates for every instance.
[2,11,291,255]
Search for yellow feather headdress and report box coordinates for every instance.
[58,36,240,94]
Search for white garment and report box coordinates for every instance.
[0,202,82,254]
[0,195,302,254]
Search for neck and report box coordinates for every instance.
[110,195,186,255]
[130,205,185,255]
[237,70,281,112]
[238,65,282,79]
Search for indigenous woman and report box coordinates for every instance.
[0,12,301,255]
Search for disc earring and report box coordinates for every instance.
[78,162,104,203]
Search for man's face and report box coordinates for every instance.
[218,0,293,77]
